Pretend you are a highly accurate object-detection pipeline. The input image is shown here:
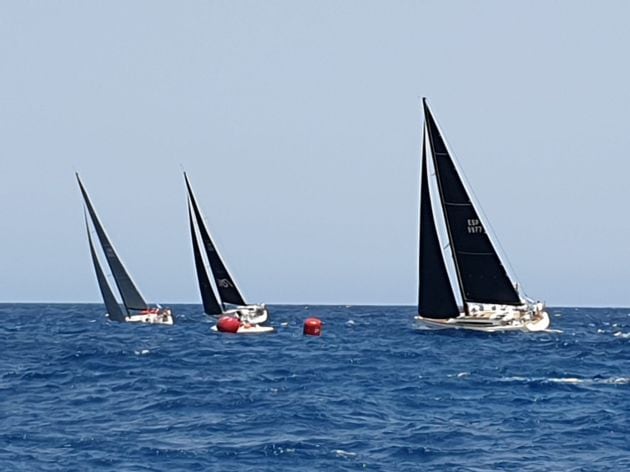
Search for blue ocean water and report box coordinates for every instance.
[0,305,628,471]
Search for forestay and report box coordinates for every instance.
[422,100,521,306]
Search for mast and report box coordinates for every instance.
[76,174,149,312]
[418,124,460,318]
[85,215,127,322]
[184,173,247,307]
[188,200,223,315]
[422,99,521,307]
[422,99,469,312]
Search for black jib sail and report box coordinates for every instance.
[418,127,460,319]
[422,99,521,306]
[184,173,247,307]
[188,200,223,315]
[76,174,149,312]
[85,216,127,322]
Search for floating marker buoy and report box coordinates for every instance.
[303,317,322,336]
[217,316,241,333]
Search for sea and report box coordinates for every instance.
[0,305,628,471]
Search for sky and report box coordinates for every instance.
[1,1,630,306]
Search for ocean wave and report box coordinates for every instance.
[499,375,630,386]
[1,304,629,471]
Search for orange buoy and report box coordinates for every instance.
[303,317,323,336]
[217,316,241,333]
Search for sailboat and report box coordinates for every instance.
[416,99,550,332]
[77,174,175,325]
[184,173,274,334]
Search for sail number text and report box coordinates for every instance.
[467,219,484,234]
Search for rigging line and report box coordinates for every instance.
[184,173,247,306]
[79,175,148,311]
[438,117,523,288]
[84,208,109,276]
[189,196,219,299]
[425,124,463,308]
[84,208,121,299]
[424,101,468,310]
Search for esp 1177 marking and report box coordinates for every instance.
[467,219,484,234]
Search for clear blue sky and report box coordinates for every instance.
[1,1,629,306]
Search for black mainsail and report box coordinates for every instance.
[184,173,247,309]
[418,127,459,319]
[76,174,149,312]
[85,217,126,322]
[188,200,223,315]
[422,99,521,307]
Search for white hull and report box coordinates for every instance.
[415,309,550,333]
[121,309,174,325]
[221,304,269,325]
[524,311,551,332]
[210,304,273,334]
[211,324,275,334]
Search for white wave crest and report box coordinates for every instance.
[334,449,357,458]
[500,376,630,385]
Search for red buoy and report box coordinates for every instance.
[217,316,241,333]
[303,317,323,336]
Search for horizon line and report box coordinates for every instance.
[0,301,626,310]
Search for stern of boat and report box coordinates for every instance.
[126,308,175,325]
[235,304,269,325]
[525,310,550,332]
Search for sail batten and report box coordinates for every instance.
[76,174,149,312]
[188,201,223,315]
[422,100,521,306]
[418,125,460,319]
[184,173,247,307]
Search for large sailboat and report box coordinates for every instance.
[77,174,174,325]
[184,173,273,334]
[416,100,550,332]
